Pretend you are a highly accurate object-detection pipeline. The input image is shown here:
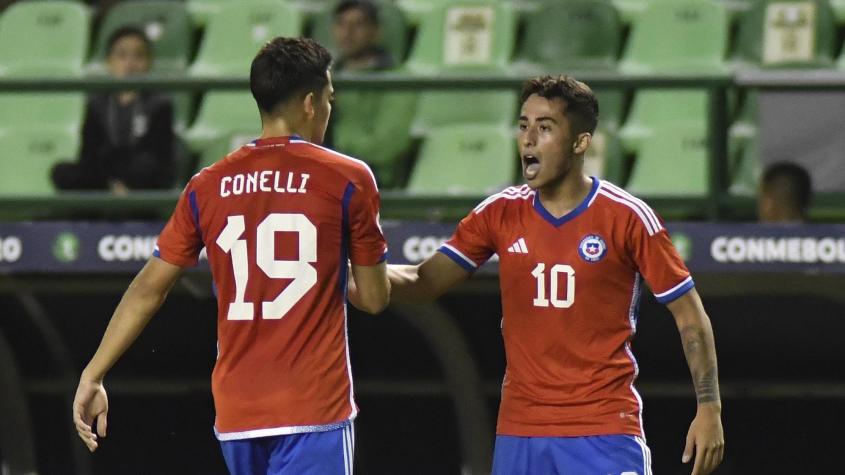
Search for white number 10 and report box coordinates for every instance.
[216,213,318,320]
[531,263,575,308]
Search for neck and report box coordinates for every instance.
[260,116,309,142]
[537,168,593,218]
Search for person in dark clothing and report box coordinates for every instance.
[332,0,394,71]
[52,26,174,192]
[758,162,813,223]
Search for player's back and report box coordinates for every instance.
[159,135,386,440]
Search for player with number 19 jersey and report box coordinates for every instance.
[154,135,387,441]
[439,177,693,438]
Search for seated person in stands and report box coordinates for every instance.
[758,162,812,223]
[52,26,174,193]
[329,0,415,188]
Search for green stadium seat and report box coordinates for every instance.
[196,132,256,170]
[404,1,517,74]
[0,93,85,134]
[515,0,621,72]
[728,136,760,196]
[736,0,836,68]
[189,1,304,77]
[186,0,229,26]
[620,0,728,73]
[0,1,90,76]
[411,89,517,137]
[834,0,845,23]
[183,92,261,152]
[626,124,709,196]
[611,0,649,24]
[309,0,410,65]
[0,128,79,196]
[618,90,707,152]
[90,0,193,73]
[594,89,626,130]
[407,124,515,195]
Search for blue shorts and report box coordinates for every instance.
[492,434,652,475]
[219,424,354,475]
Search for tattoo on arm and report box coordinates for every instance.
[680,326,721,404]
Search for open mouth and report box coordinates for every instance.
[522,155,541,180]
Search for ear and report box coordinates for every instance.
[573,133,592,155]
[302,92,316,120]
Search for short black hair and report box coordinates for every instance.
[334,0,380,25]
[250,37,333,115]
[761,162,812,211]
[520,75,599,135]
[106,26,152,56]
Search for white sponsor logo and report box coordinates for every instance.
[711,236,845,263]
[403,236,451,263]
[0,236,22,263]
[98,235,159,262]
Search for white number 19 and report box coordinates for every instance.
[216,213,318,320]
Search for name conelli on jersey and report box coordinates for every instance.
[220,171,310,197]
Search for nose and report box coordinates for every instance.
[521,125,537,150]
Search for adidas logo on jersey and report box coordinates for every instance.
[507,238,529,254]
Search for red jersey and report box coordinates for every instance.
[155,136,387,441]
[439,177,692,438]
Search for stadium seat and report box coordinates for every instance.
[309,0,410,65]
[411,89,518,137]
[626,124,709,196]
[728,136,760,196]
[186,0,228,26]
[620,0,728,73]
[407,124,515,195]
[619,90,708,152]
[515,0,621,72]
[89,0,193,73]
[834,0,845,23]
[189,1,304,77]
[594,89,626,130]
[196,132,256,170]
[0,93,85,134]
[0,128,79,196]
[404,1,517,73]
[611,0,649,24]
[735,0,836,68]
[183,92,261,152]
[0,0,89,76]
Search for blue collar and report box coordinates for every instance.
[533,177,600,227]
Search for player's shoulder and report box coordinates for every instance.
[293,142,378,188]
[593,179,664,235]
[472,184,535,215]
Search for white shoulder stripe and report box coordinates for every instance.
[441,243,478,268]
[601,182,662,232]
[307,143,379,191]
[597,190,658,235]
[474,187,535,214]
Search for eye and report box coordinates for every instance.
[540,125,551,132]
[518,123,527,131]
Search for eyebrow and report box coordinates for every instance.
[518,116,558,123]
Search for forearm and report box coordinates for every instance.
[387,264,433,303]
[679,314,721,407]
[82,277,174,381]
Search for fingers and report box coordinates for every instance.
[682,432,694,463]
[96,410,108,438]
[73,411,99,452]
[690,439,706,475]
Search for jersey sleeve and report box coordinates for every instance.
[628,212,694,304]
[346,170,388,266]
[154,183,203,267]
[438,206,496,273]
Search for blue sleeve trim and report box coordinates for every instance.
[378,250,389,264]
[437,246,477,273]
[153,249,161,258]
[655,278,695,304]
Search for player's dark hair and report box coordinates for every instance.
[250,37,333,115]
[106,26,152,56]
[520,75,599,135]
[334,0,380,25]
[762,162,812,211]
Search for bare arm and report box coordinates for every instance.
[349,261,390,314]
[387,252,472,303]
[73,257,183,451]
[666,288,725,475]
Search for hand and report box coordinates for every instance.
[73,377,109,452]
[109,180,130,196]
[683,403,724,475]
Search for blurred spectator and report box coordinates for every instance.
[758,162,812,223]
[52,26,174,193]
[329,0,415,188]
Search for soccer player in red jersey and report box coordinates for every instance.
[72,37,389,474]
[372,76,724,475]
